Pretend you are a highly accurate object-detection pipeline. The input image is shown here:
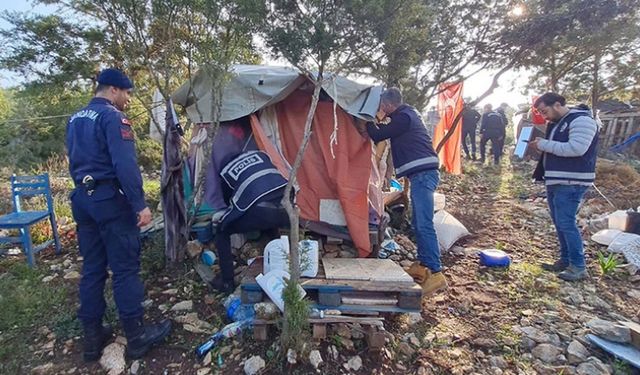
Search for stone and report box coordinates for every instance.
[473,338,498,349]
[31,363,57,375]
[171,300,193,311]
[335,324,351,338]
[309,350,323,369]
[197,369,211,375]
[243,356,265,375]
[174,313,213,333]
[287,348,297,364]
[341,338,355,350]
[586,318,631,343]
[449,348,463,359]
[42,275,56,283]
[115,336,127,345]
[398,342,416,357]
[519,326,550,343]
[406,333,421,347]
[99,343,126,375]
[254,302,279,320]
[576,358,611,375]
[566,340,589,365]
[63,271,81,280]
[532,343,562,363]
[406,312,424,325]
[345,355,362,371]
[162,288,178,295]
[328,345,339,361]
[202,352,212,366]
[141,299,153,309]
[129,360,140,375]
[488,356,508,369]
[186,240,203,258]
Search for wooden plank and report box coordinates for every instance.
[366,325,385,350]
[313,324,327,339]
[322,258,414,283]
[241,259,421,293]
[619,321,640,350]
[253,324,268,341]
[341,295,398,306]
[252,316,384,325]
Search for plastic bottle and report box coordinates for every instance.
[222,294,255,322]
[195,319,253,359]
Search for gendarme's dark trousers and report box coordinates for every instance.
[480,135,502,165]
[215,204,290,283]
[71,183,144,324]
[462,127,477,159]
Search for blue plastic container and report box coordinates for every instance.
[201,250,217,266]
[479,249,511,267]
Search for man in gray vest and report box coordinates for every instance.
[530,92,598,281]
[364,88,447,296]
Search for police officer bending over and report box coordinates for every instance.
[66,68,171,361]
[210,150,290,293]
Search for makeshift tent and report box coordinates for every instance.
[171,65,385,257]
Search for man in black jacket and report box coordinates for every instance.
[461,103,481,160]
[479,104,506,165]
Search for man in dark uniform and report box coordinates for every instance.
[210,150,290,293]
[461,102,481,160]
[479,103,506,165]
[66,68,171,361]
[363,88,447,296]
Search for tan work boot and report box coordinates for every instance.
[421,271,448,296]
[405,261,430,284]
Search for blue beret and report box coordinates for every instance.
[97,68,134,89]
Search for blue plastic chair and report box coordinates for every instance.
[0,173,61,267]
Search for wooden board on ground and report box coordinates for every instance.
[322,258,414,282]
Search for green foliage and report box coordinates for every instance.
[141,231,166,280]
[597,251,619,277]
[137,138,163,172]
[143,179,161,210]
[280,278,310,352]
[0,261,72,373]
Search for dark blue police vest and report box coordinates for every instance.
[219,151,287,225]
[543,111,598,184]
[391,105,440,178]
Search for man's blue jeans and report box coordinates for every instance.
[409,169,441,272]
[546,184,589,269]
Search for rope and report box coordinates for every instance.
[329,75,339,159]
[592,183,617,209]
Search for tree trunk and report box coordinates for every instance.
[590,53,601,115]
[281,79,323,281]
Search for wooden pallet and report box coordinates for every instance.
[240,260,422,313]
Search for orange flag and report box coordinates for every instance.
[432,82,463,174]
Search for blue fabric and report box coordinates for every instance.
[71,184,144,322]
[542,111,598,183]
[97,68,134,89]
[409,169,441,272]
[66,97,147,213]
[546,184,589,269]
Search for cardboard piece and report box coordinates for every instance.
[587,334,640,369]
[514,126,533,158]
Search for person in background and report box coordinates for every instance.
[530,92,598,281]
[66,68,171,361]
[363,88,447,296]
[461,101,481,160]
[479,103,506,165]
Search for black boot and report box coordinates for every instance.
[82,321,114,362]
[209,274,235,294]
[122,317,172,359]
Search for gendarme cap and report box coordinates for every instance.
[97,68,134,89]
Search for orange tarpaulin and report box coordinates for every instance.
[251,92,373,257]
[432,82,463,175]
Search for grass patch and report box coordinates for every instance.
[141,231,166,280]
[0,261,74,373]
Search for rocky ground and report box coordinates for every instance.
[2,157,640,375]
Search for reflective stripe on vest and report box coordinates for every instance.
[544,170,595,180]
[220,151,288,212]
[396,156,439,176]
